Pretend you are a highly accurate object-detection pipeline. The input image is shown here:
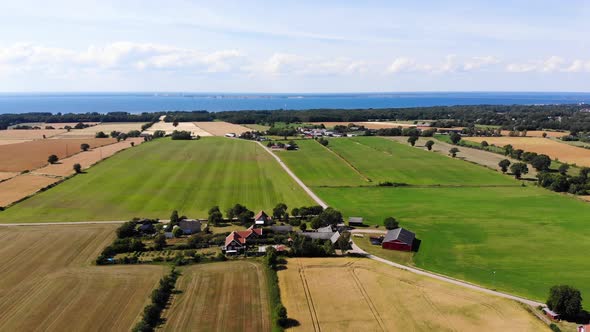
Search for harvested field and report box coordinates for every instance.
[0,174,60,207]
[0,139,31,146]
[144,121,212,136]
[56,122,145,137]
[33,138,144,176]
[194,121,251,136]
[463,136,590,167]
[162,261,270,332]
[0,224,165,331]
[280,258,547,332]
[310,121,429,129]
[0,172,18,182]
[0,129,66,139]
[500,130,566,138]
[0,138,116,172]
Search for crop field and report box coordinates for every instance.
[194,121,251,136]
[0,172,18,182]
[500,130,567,138]
[0,224,165,331]
[33,138,144,176]
[0,139,32,146]
[55,122,146,138]
[463,136,590,167]
[323,137,516,186]
[0,174,61,207]
[162,261,270,332]
[315,185,590,302]
[0,138,116,172]
[0,129,67,139]
[144,121,212,136]
[279,258,546,332]
[0,137,313,222]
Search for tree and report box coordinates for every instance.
[531,154,552,172]
[450,132,461,144]
[95,131,108,138]
[73,163,82,173]
[318,207,343,227]
[511,149,524,160]
[291,207,300,217]
[265,246,278,269]
[310,217,322,229]
[337,232,351,253]
[546,285,582,318]
[276,304,288,327]
[383,217,399,230]
[142,304,161,326]
[173,120,179,127]
[542,132,548,138]
[48,154,58,164]
[154,234,166,250]
[481,141,489,148]
[208,206,223,226]
[173,227,183,238]
[407,136,418,146]
[318,137,329,146]
[170,210,179,225]
[581,167,590,180]
[498,159,511,173]
[80,143,90,151]
[299,223,307,231]
[425,140,435,151]
[510,162,529,179]
[503,144,513,156]
[116,221,137,238]
[130,142,135,147]
[558,164,569,175]
[449,147,460,158]
[273,203,288,220]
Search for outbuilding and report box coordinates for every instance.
[543,308,560,321]
[348,217,363,226]
[254,210,272,226]
[381,228,415,251]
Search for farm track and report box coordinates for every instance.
[297,259,321,332]
[317,140,372,182]
[348,266,386,331]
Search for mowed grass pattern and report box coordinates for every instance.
[0,137,314,222]
[326,137,516,185]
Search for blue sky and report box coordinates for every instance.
[0,0,588,92]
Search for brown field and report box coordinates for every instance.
[0,129,67,140]
[500,130,567,138]
[0,138,116,172]
[0,172,19,182]
[42,122,100,129]
[194,121,251,136]
[56,122,145,138]
[0,174,61,207]
[161,261,270,332]
[0,139,32,146]
[463,136,590,167]
[33,138,144,176]
[279,258,547,332]
[143,121,213,136]
[0,224,165,332]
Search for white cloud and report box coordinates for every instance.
[256,53,368,76]
[505,56,590,73]
[387,55,499,74]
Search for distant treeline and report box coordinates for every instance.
[2,104,590,131]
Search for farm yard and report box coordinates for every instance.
[463,136,590,167]
[0,138,116,172]
[162,261,270,332]
[193,121,251,136]
[273,136,590,304]
[0,224,165,331]
[0,137,313,222]
[279,258,547,331]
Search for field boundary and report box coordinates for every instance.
[297,259,321,332]
[316,140,372,183]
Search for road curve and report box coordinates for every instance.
[256,141,328,209]
[350,242,545,307]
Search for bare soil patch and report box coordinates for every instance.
[464,136,590,167]
[194,121,251,136]
[0,174,60,207]
[143,121,212,136]
[162,261,270,332]
[0,224,165,332]
[0,129,67,140]
[280,257,547,332]
[0,138,116,172]
[33,138,144,176]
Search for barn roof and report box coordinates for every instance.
[299,232,334,240]
[383,228,415,245]
[330,231,341,244]
[317,225,333,233]
[348,217,363,224]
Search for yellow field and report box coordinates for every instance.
[144,121,212,136]
[0,224,166,332]
[279,258,547,332]
[56,122,146,138]
[162,261,271,332]
[194,121,251,136]
[464,136,590,167]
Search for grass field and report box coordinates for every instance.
[162,261,270,332]
[0,137,313,222]
[316,185,590,302]
[0,224,165,331]
[323,137,516,186]
[279,257,547,331]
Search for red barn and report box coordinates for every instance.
[382,228,415,251]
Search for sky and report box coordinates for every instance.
[0,0,589,92]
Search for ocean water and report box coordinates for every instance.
[0,92,589,114]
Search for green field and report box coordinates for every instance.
[276,136,590,303]
[0,137,313,222]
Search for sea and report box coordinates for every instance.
[0,92,589,114]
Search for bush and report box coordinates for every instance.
[95,131,108,138]
[171,130,192,140]
[73,163,82,173]
[47,154,58,164]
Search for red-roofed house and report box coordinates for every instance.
[224,226,263,254]
[254,210,272,226]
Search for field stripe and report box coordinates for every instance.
[296,259,321,332]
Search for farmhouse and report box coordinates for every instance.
[382,228,415,251]
[254,210,272,226]
[224,226,263,254]
[178,219,201,234]
[348,217,364,226]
